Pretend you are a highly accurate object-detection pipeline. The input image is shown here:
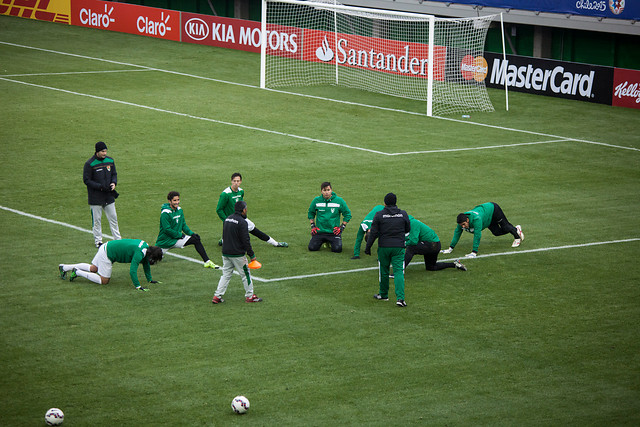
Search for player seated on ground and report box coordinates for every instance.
[442,202,524,258]
[59,239,164,291]
[155,191,219,269]
[216,172,288,248]
[405,216,467,272]
[308,181,352,253]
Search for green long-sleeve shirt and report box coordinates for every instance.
[216,186,244,221]
[105,239,153,287]
[156,203,193,248]
[353,205,384,256]
[449,202,495,253]
[308,191,352,234]
[406,217,439,246]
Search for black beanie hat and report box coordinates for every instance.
[95,141,108,152]
[235,200,247,213]
[384,192,397,206]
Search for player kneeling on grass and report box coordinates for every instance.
[212,201,263,304]
[442,202,524,258]
[59,239,163,291]
[307,181,352,253]
[405,216,467,272]
[156,191,219,269]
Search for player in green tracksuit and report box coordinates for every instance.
[442,202,524,258]
[351,205,384,259]
[156,191,218,269]
[405,216,466,271]
[59,239,164,291]
[308,181,352,253]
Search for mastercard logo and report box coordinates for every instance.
[460,55,488,82]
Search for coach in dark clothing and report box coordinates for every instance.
[83,141,121,247]
[365,193,411,307]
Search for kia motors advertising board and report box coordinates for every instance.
[71,0,180,41]
[612,68,640,109]
[182,13,262,52]
[483,52,614,104]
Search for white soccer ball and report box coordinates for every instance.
[231,395,250,414]
[45,408,64,426]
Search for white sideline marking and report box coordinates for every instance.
[2,205,638,284]
[3,69,151,77]
[0,205,268,283]
[2,41,639,153]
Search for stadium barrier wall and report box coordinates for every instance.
[2,0,639,109]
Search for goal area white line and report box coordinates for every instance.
[2,205,639,284]
[2,41,639,153]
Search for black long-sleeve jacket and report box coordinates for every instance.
[83,154,117,206]
[221,212,255,259]
[365,205,411,251]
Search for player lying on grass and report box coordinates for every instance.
[441,202,524,258]
[59,239,163,291]
[156,191,219,269]
[216,172,288,248]
[405,216,467,271]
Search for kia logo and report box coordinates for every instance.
[185,18,209,41]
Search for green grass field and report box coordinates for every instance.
[1,14,639,426]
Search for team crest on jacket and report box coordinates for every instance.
[609,0,625,15]
[107,166,111,171]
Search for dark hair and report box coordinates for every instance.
[235,200,247,213]
[456,213,469,224]
[231,172,242,180]
[321,181,331,190]
[167,191,180,200]
[384,192,397,206]
[146,246,164,265]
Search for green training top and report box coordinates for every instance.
[105,239,152,287]
[449,202,495,253]
[308,191,352,234]
[352,205,384,257]
[216,186,244,221]
[156,203,193,249]
[406,217,440,246]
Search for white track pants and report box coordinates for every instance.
[214,255,253,298]
[91,203,121,244]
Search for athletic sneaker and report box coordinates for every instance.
[59,265,67,280]
[211,296,225,304]
[245,294,263,303]
[135,285,149,292]
[203,260,220,269]
[276,242,289,247]
[373,294,389,301]
[396,299,407,307]
[218,238,223,246]
[516,225,524,240]
[351,255,360,260]
[512,239,522,248]
[454,260,467,271]
[69,268,78,282]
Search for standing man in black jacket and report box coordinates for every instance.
[212,201,263,304]
[365,193,411,307]
[83,141,121,247]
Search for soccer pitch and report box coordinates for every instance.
[1,15,639,425]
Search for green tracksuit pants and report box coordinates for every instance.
[377,246,406,300]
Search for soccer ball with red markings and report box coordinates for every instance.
[45,408,64,426]
[231,395,250,414]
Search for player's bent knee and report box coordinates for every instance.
[100,277,110,285]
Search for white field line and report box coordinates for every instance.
[2,41,639,153]
[0,205,267,282]
[2,205,639,284]
[2,69,152,77]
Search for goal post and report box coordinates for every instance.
[261,0,496,116]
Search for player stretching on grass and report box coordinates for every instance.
[216,172,288,248]
[442,202,524,258]
[351,204,384,259]
[308,181,352,253]
[59,239,163,291]
[405,216,467,272]
[156,191,219,269]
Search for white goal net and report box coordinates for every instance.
[260,0,496,116]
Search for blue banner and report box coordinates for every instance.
[429,1,639,20]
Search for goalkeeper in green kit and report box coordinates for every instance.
[308,181,352,253]
[442,202,524,258]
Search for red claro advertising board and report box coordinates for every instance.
[612,68,640,109]
[70,0,180,41]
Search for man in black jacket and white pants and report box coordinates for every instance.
[212,201,263,304]
[83,141,121,247]
[364,193,411,307]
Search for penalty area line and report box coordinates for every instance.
[0,205,269,283]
